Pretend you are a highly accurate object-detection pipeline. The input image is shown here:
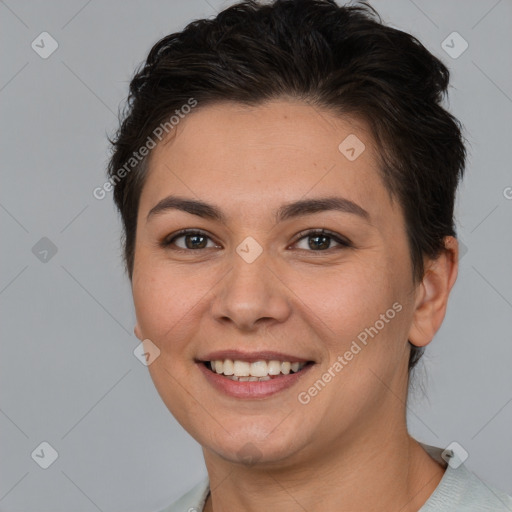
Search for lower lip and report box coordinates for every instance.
[197,363,314,399]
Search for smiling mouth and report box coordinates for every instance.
[202,359,314,381]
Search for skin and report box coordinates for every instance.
[131,100,459,511]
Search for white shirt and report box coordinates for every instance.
[159,443,512,511]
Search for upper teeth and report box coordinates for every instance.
[210,359,306,377]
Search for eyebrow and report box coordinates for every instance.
[146,195,370,223]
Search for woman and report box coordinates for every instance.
[106,0,512,510]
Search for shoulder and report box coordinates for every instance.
[419,444,512,511]
[155,477,210,512]
[156,448,512,512]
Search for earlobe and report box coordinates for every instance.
[408,236,459,348]
[134,324,142,340]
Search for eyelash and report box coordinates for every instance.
[160,228,352,253]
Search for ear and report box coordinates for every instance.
[134,323,143,340]
[408,236,459,348]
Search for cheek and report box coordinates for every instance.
[294,266,410,418]
[297,259,411,390]
[297,261,396,335]
[132,260,205,350]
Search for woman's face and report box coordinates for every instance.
[132,100,421,466]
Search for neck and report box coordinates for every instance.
[202,427,445,512]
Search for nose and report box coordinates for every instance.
[210,250,292,332]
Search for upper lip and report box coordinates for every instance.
[197,350,313,363]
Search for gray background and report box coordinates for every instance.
[1,0,511,510]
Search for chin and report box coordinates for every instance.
[200,420,311,468]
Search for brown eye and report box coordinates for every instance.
[293,229,351,251]
[162,230,219,251]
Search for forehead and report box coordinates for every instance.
[140,100,393,222]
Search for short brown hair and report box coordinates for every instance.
[107,0,467,371]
